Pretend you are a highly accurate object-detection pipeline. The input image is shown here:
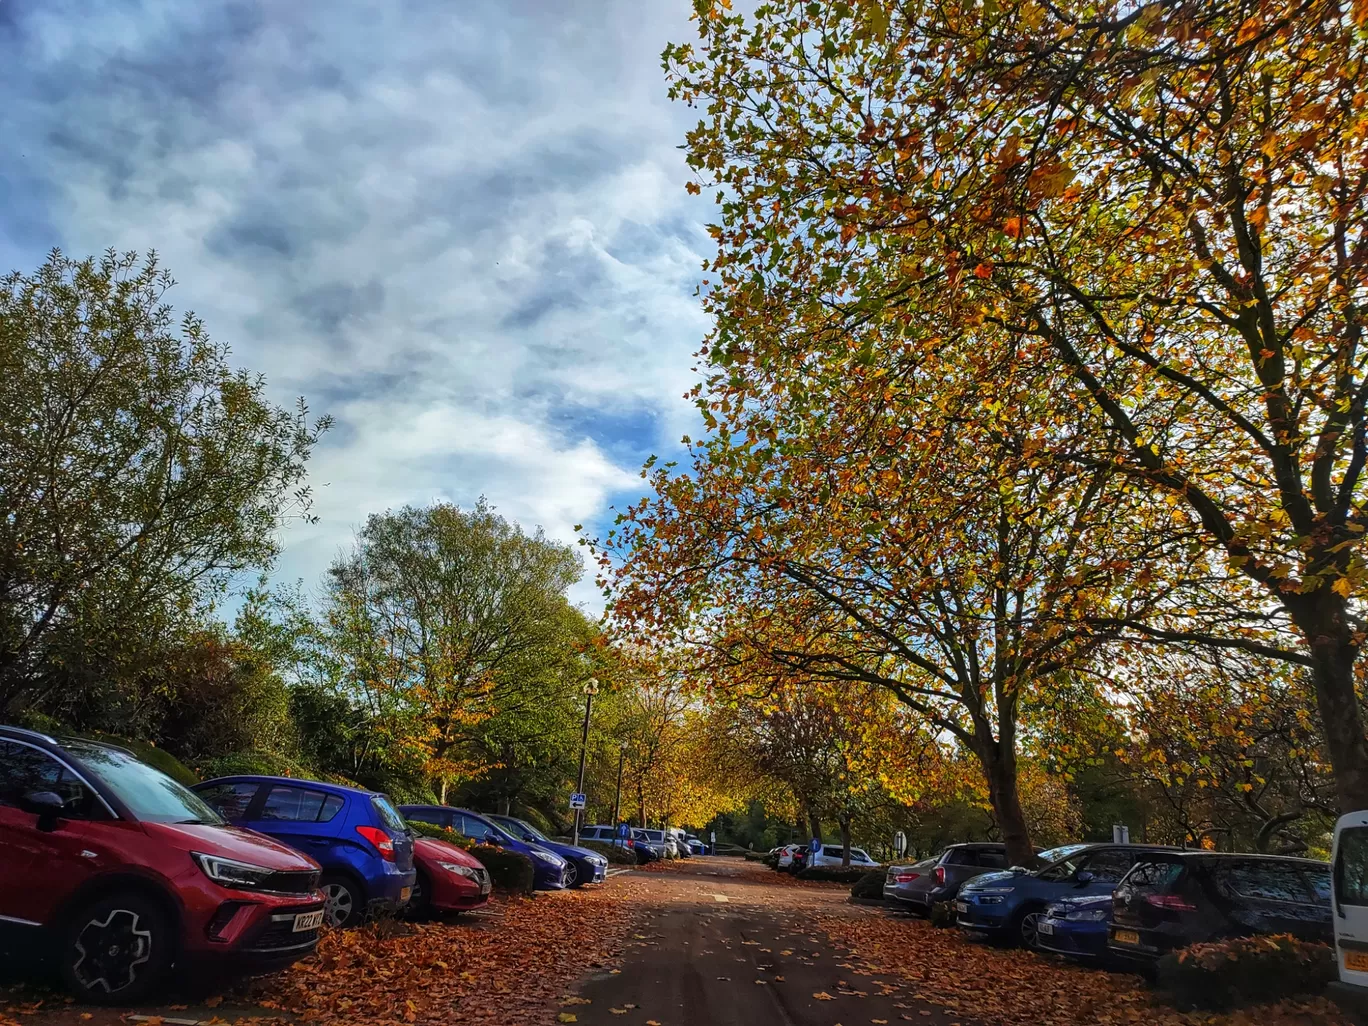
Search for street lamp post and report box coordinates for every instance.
[572,679,598,847]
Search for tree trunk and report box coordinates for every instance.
[499,795,511,816]
[978,743,1034,867]
[838,815,852,868]
[807,810,822,845]
[439,777,448,804]
[1295,595,1368,813]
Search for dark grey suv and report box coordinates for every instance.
[884,843,1011,911]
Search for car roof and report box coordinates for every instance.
[946,842,1008,850]
[1143,850,1329,867]
[196,774,368,798]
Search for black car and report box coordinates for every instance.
[1108,851,1332,967]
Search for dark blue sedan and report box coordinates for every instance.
[1035,892,1113,961]
[488,815,608,888]
[399,805,569,890]
[955,843,1180,949]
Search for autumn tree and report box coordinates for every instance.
[664,0,1368,810]
[0,249,328,715]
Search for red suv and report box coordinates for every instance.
[0,727,326,1002]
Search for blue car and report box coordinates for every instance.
[488,815,608,888]
[955,843,1179,949]
[399,805,570,890]
[1035,892,1114,961]
[194,775,417,928]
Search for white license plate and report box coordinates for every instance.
[480,877,491,895]
[1037,920,1055,936]
[955,901,968,913]
[293,910,324,932]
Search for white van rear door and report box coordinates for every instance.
[1333,812,1368,986]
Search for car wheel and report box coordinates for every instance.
[408,870,433,918]
[60,892,173,1004]
[320,875,361,928]
[569,860,591,889]
[564,860,580,887]
[1017,908,1045,950]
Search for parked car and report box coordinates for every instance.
[685,837,706,855]
[1331,810,1368,1017]
[193,775,416,928]
[399,805,570,889]
[488,814,608,887]
[634,828,675,859]
[885,843,1011,911]
[776,843,802,869]
[668,828,692,858]
[0,727,326,1002]
[956,843,1177,949]
[409,836,491,915]
[1108,851,1332,969]
[1036,893,1114,961]
[581,824,633,848]
[808,843,879,869]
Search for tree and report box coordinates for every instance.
[0,249,328,715]
[663,0,1368,810]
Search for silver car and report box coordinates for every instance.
[884,843,1011,911]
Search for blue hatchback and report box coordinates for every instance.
[398,805,569,890]
[1035,892,1114,961]
[955,843,1179,949]
[194,775,416,928]
[489,815,608,888]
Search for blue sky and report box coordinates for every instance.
[0,0,712,609]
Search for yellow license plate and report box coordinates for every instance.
[400,886,413,903]
[1113,929,1140,946]
[1346,950,1368,972]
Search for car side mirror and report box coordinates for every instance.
[21,790,66,831]
[1076,871,1095,885]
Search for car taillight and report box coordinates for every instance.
[934,866,946,885]
[895,872,920,883]
[1145,894,1196,912]
[356,825,396,861]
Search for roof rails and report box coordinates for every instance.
[0,724,59,743]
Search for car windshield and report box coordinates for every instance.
[69,744,222,825]
[1035,844,1088,867]
[495,817,548,842]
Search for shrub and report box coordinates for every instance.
[928,900,957,927]
[850,870,886,899]
[1155,935,1336,1011]
[582,841,636,865]
[797,865,877,884]
[404,820,536,893]
[763,852,781,869]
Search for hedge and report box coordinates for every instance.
[405,820,536,893]
[850,870,885,899]
[797,865,880,884]
[1156,935,1336,1010]
[581,841,636,865]
[928,900,957,927]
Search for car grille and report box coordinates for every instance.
[264,869,321,895]
[245,904,326,952]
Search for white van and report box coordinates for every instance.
[1331,811,1368,1016]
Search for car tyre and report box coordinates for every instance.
[407,870,433,918]
[320,874,362,928]
[60,892,174,1004]
[568,860,590,888]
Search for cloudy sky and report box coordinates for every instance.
[0,0,712,609]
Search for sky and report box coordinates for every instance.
[0,0,713,610]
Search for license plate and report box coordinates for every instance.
[1346,950,1368,972]
[400,886,413,903]
[480,877,491,895]
[293,910,324,932]
[955,901,968,913]
[1037,920,1055,936]
[1113,929,1140,946]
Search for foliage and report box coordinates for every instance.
[580,841,636,866]
[1156,935,1336,1011]
[0,249,327,718]
[796,865,875,884]
[927,900,957,929]
[850,870,885,899]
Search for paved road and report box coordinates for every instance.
[565,860,966,1026]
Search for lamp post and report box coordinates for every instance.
[572,679,598,846]
[612,741,628,832]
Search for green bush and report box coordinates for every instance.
[404,820,536,893]
[582,841,636,865]
[763,852,781,869]
[850,870,886,899]
[1155,935,1336,1010]
[797,865,878,884]
[928,900,957,927]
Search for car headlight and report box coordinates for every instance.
[978,895,1006,904]
[1066,909,1109,922]
[531,850,562,865]
[192,852,278,891]
[437,861,481,880]
[975,886,1016,894]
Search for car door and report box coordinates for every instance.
[0,739,111,926]
[1077,848,1136,895]
[194,781,263,823]
[242,784,346,863]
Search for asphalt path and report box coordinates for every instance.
[565,860,968,1026]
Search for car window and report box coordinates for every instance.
[259,785,343,823]
[1083,849,1135,883]
[403,807,450,828]
[1125,858,1185,893]
[978,851,1007,869]
[851,849,872,862]
[370,795,408,833]
[1337,827,1368,907]
[0,740,100,818]
[196,782,260,819]
[1216,860,1316,903]
[1038,854,1088,881]
[456,813,498,842]
[67,744,221,825]
[1304,865,1332,903]
[943,848,976,866]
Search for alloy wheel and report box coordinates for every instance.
[1019,911,1043,949]
[564,861,579,887]
[71,908,152,995]
[323,882,356,927]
